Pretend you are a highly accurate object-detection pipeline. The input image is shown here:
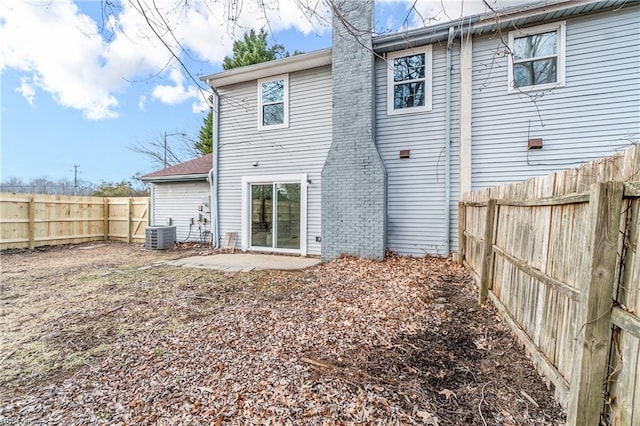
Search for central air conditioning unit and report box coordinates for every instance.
[145,225,176,250]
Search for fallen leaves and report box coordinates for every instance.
[0,246,566,425]
[416,410,440,425]
[438,389,456,400]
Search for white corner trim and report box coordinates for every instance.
[460,34,473,195]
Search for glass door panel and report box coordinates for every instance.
[251,184,273,248]
[275,183,300,249]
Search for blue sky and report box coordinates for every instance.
[0,0,519,185]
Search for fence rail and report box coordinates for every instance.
[0,193,149,250]
[459,145,640,426]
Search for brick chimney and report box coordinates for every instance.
[321,0,387,261]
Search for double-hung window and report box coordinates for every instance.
[508,22,566,92]
[387,46,432,115]
[258,74,289,130]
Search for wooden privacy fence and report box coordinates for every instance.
[459,145,640,425]
[0,193,149,250]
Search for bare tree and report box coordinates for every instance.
[1,177,95,195]
[129,132,200,169]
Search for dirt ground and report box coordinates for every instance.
[0,242,565,425]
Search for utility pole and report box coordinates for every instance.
[163,131,167,168]
[73,164,80,196]
[163,132,187,168]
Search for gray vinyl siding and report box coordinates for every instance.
[471,5,640,190]
[375,41,461,257]
[217,65,332,256]
[151,181,211,242]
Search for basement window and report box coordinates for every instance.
[387,46,432,115]
[258,74,289,130]
[508,22,566,92]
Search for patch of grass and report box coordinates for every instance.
[0,247,259,395]
[63,343,112,370]
[1,340,61,387]
[78,274,99,282]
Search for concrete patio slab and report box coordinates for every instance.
[166,253,321,272]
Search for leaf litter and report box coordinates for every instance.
[0,242,565,424]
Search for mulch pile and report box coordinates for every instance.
[1,254,565,425]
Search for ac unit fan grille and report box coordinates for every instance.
[145,226,176,250]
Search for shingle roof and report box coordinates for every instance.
[141,154,213,182]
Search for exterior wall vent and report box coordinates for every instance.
[145,225,176,250]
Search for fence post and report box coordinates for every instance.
[457,202,466,265]
[567,181,623,425]
[127,197,132,243]
[28,195,35,249]
[103,198,109,241]
[479,198,497,305]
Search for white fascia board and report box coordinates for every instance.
[201,48,332,88]
[141,174,209,183]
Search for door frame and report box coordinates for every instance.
[241,173,307,255]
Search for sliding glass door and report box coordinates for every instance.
[250,182,300,250]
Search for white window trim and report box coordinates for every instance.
[507,21,566,93]
[241,173,307,256]
[257,74,289,130]
[386,45,433,116]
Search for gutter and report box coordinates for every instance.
[373,0,618,54]
[140,173,209,183]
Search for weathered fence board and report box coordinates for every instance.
[0,193,149,249]
[567,182,623,425]
[608,194,640,425]
[459,144,640,425]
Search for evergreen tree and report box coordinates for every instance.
[194,98,213,155]
[222,29,284,70]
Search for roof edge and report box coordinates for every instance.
[373,0,624,53]
[201,48,332,88]
[141,173,209,183]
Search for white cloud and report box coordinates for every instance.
[152,68,199,105]
[15,77,36,106]
[264,0,332,35]
[0,0,332,120]
[0,1,120,119]
[377,0,531,30]
[192,96,211,114]
[138,95,147,111]
[0,0,528,120]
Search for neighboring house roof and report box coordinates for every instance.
[201,0,629,88]
[141,154,213,183]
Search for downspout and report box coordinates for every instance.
[149,184,154,226]
[444,26,455,256]
[209,90,220,249]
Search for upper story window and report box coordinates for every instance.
[258,74,289,130]
[508,22,566,92]
[387,46,432,115]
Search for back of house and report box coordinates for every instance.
[201,0,640,259]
